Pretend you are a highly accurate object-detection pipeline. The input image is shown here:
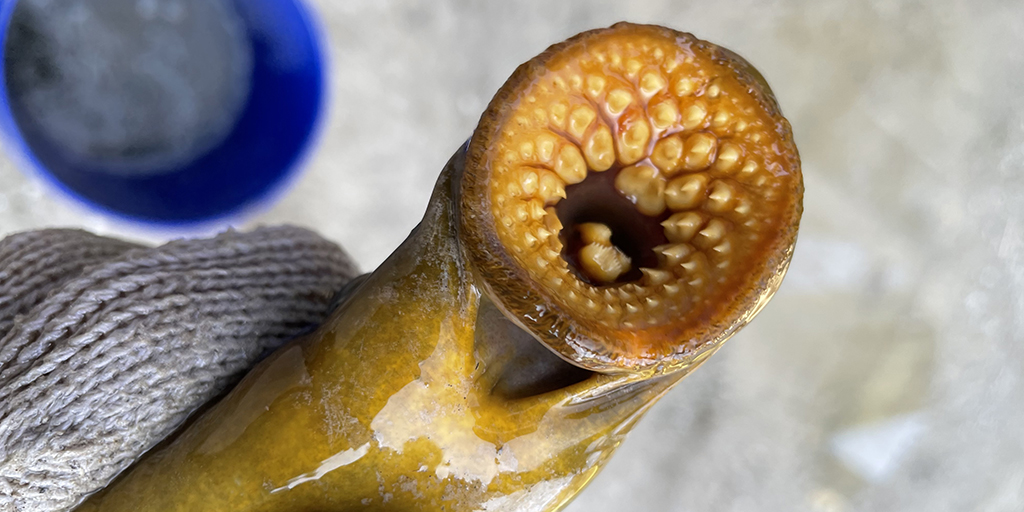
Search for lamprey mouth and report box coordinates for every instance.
[461,22,802,373]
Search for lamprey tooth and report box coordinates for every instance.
[706,180,736,213]
[536,133,557,162]
[568,105,597,140]
[650,100,680,130]
[554,144,588,184]
[505,180,522,198]
[740,159,759,176]
[518,141,535,160]
[569,74,584,91]
[615,164,666,216]
[580,243,631,284]
[533,107,549,124]
[674,77,697,96]
[665,174,709,211]
[541,246,561,261]
[537,171,567,205]
[527,198,546,219]
[606,88,634,115]
[662,211,705,243]
[711,109,732,131]
[585,75,607,99]
[603,303,621,319]
[734,197,752,216]
[654,243,694,266]
[543,206,563,232]
[547,274,565,288]
[617,113,652,165]
[549,100,569,129]
[625,58,642,78]
[714,142,742,172]
[514,203,529,222]
[584,123,616,171]
[578,222,614,245]
[651,134,684,175]
[695,218,729,249]
[682,132,718,171]
[681,101,707,130]
[706,79,722,98]
[641,268,672,286]
[640,71,667,96]
[680,253,710,277]
[519,168,539,196]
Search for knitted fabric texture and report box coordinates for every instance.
[0,226,359,512]
[0,230,141,338]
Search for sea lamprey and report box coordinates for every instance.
[79,22,802,512]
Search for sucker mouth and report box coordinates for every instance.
[461,22,802,373]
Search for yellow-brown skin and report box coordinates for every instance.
[79,23,801,512]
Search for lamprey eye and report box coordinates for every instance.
[461,22,802,374]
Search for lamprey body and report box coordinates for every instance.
[80,23,802,512]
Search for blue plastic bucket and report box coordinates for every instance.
[0,0,325,225]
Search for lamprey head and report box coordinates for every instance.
[461,22,802,374]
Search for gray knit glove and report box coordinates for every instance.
[0,227,359,512]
